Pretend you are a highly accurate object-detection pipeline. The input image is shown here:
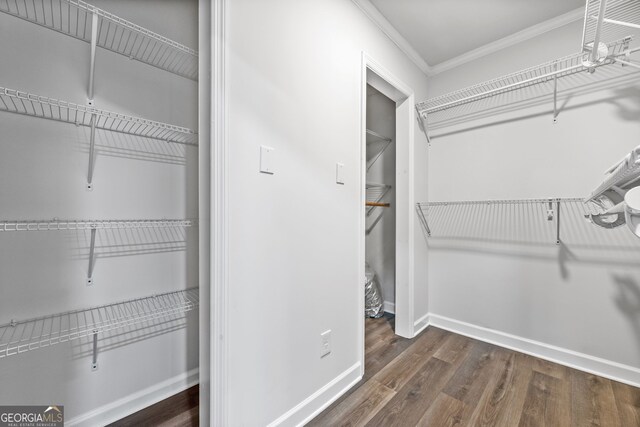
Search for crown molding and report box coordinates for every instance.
[351,1,585,78]
[430,7,585,75]
[351,0,432,76]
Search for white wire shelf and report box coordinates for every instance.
[366,183,391,215]
[0,287,198,359]
[0,87,198,145]
[582,0,640,56]
[0,0,198,80]
[366,129,392,171]
[416,37,635,127]
[416,198,640,249]
[0,219,193,232]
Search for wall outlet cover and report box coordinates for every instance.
[320,330,331,358]
[260,145,275,174]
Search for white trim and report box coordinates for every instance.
[351,1,584,77]
[67,368,199,426]
[383,301,395,314]
[266,363,362,427]
[413,312,429,336]
[211,0,229,426]
[352,0,431,76]
[430,8,584,75]
[198,0,212,424]
[429,314,640,388]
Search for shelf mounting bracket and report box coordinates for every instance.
[415,107,431,146]
[87,226,96,286]
[91,329,99,371]
[88,12,98,105]
[87,113,97,190]
[556,200,562,245]
[553,62,558,123]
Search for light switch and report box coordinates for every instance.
[260,145,275,174]
[336,163,345,185]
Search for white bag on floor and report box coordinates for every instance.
[365,263,384,318]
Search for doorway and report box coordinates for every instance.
[359,54,416,377]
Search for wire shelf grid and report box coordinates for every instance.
[417,198,640,249]
[0,219,194,232]
[366,129,392,171]
[0,87,198,145]
[366,183,391,216]
[583,0,640,53]
[416,38,634,126]
[0,288,199,358]
[0,0,198,80]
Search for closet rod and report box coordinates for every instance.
[366,202,390,207]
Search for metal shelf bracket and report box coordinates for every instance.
[87,113,97,190]
[87,226,97,286]
[88,12,98,105]
[91,330,98,371]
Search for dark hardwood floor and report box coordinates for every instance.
[309,314,640,427]
[109,385,198,427]
[110,314,640,426]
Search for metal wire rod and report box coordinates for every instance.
[0,288,199,359]
[0,219,194,232]
[0,0,198,80]
[0,87,198,145]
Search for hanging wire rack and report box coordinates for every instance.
[0,219,193,232]
[0,87,198,145]
[416,37,637,128]
[0,0,198,80]
[366,129,392,171]
[582,0,640,56]
[416,198,640,249]
[366,183,391,215]
[0,287,199,359]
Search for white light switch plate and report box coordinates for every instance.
[260,145,275,174]
[336,163,345,185]
[320,330,331,358]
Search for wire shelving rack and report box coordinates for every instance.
[0,87,198,145]
[0,288,199,360]
[0,0,198,80]
[416,198,640,249]
[0,219,193,232]
[416,37,635,129]
[366,129,392,171]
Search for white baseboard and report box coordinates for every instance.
[413,312,430,337]
[267,362,362,427]
[67,368,199,426]
[428,314,640,388]
[383,301,395,314]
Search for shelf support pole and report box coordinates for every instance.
[589,0,608,64]
[91,330,99,371]
[87,227,96,286]
[553,62,558,123]
[88,12,98,104]
[87,113,97,190]
[415,106,431,146]
[556,200,562,245]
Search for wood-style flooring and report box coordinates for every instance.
[309,314,640,427]
[108,385,198,427]
[110,314,640,426]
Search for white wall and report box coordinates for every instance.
[427,20,640,374]
[0,1,199,423]
[366,85,396,307]
[225,0,428,425]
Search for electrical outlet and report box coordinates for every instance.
[320,330,331,358]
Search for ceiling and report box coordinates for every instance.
[366,0,585,72]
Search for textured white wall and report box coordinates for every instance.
[225,0,428,424]
[366,85,396,306]
[427,20,640,368]
[0,0,199,423]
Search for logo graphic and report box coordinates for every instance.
[0,405,64,427]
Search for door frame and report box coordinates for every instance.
[359,52,416,374]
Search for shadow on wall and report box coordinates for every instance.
[612,274,640,360]
[428,70,640,139]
